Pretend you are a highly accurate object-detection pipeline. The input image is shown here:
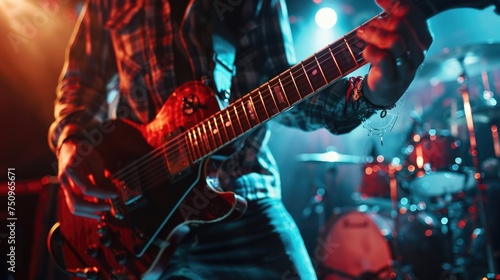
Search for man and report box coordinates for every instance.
[49,0,432,278]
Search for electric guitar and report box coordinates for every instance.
[48,0,499,279]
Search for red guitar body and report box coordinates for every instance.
[50,0,498,278]
[54,81,247,279]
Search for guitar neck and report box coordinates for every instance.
[167,0,498,165]
[110,0,498,210]
[181,27,368,164]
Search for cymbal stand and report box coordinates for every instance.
[388,163,405,280]
[456,58,497,275]
[480,70,500,159]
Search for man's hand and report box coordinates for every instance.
[357,0,433,107]
[58,139,117,220]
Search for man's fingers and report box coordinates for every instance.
[395,18,427,71]
[66,165,117,199]
[71,197,111,219]
[362,45,398,88]
[362,45,393,68]
[373,1,433,52]
[376,0,409,17]
[60,175,111,220]
[369,15,400,32]
[358,24,408,59]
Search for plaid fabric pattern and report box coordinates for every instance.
[49,0,374,200]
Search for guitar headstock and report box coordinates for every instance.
[407,0,500,19]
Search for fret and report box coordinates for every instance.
[209,116,227,146]
[240,99,253,131]
[184,133,195,163]
[268,81,289,111]
[203,123,216,153]
[188,130,201,160]
[277,74,301,105]
[207,118,222,148]
[300,62,315,91]
[303,57,327,91]
[246,95,261,125]
[278,75,302,106]
[314,55,328,84]
[196,126,207,157]
[201,123,211,152]
[231,104,245,136]
[318,47,342,82]
[226,109,239,137]
[252,89,270,121]
[345,32,365,64]
[220,112,234,141]
[276,76,293,107]
[196,126,208,156]
[289,70,301,100]
[328,45,343,76]
[290,65,313,98]
[333,40,358,74]
[343,36,358,66]
[259,87,280,117]
[257,89,270,119]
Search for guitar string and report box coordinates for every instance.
[110,36,364,185]
[112,41,365,198]
[122,33,363,171]
[111,35,365,194]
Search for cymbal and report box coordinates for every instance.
[417,42,500,82]
[450,105,500,124]
[296,151,372,164]
[355,197,395,209]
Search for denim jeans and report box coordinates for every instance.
[160,198,316,280]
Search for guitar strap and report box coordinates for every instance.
[210,4,237,108]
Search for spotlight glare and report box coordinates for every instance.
[315,7,337,29]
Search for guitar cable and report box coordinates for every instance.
[47,222,100,279]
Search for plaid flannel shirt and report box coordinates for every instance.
[49,0,375,200]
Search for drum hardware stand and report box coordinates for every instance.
[479,70,500,159]
[455,58,498,277]
[301,177,328,230]
[387,163,409,280]
[439,190,469,280]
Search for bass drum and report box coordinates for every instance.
[316,209,445,280]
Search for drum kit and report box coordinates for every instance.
[296,43,500,280]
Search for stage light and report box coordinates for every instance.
[315,7,337,29]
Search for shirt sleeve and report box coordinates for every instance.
[48,0,116,153]
[245,0,376,135]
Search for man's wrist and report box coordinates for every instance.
[56,124,85,157]
[361,78,397,109]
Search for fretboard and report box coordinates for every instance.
[116,0,500,201]
[180,28,366,164]
[174,0,499,164]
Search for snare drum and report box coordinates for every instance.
[404,130,475,202]
[316,209,444,280]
